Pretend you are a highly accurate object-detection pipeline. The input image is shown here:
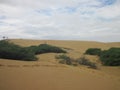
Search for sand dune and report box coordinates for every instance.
[0,39,120,90]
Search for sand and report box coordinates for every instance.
[0,39,120,90]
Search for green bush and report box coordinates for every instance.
[27,44,66,54]
[0,40,37,61]
[56,54,97,69]
[100,48,120,66]
[56,54,72,65]
[56,54,70,60]
[0,40,66,61]
[85,47,120,66]
[77,56,98,69]
[85,48,101,56]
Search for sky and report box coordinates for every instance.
[0,0,120,42]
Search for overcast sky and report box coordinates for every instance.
[0,0,120,42]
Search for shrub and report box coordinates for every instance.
[85,48,101,56]
[56,54,69,60]
[0,40,66,61]
[56,54,97,69]
[0,40,37,61]
[27,44,66,54]
[85,47,120,66]
[100,48,120,66]
[26,45,39,54]
[56,54,72,65]
[77,56,98,69]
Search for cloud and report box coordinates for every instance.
[0,0,120,42]
[98,0,116,6]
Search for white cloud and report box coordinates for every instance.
[0,0,120,42]
[96,1,120,19]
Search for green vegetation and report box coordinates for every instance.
[100,48,120,66]
[1,39,119,66]
[77,56,98,69]
[0,40,37,61]
[85,48,101,56]
[0,40,66,61]
[55,54,72,65]
[27,44,66,54]
[85,48,120,66]
[56,54,98,69]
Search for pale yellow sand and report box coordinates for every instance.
[0,39,120,90]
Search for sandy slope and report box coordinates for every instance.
[0,39,120,90]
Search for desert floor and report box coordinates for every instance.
[0,39,120,90]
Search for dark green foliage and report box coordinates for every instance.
[56,54,72,65]
[27,44,66,54]
[100,48,120,66]
[77,56,98,69]
[26,45,39,54]
[0,40,37,61]
[85,48,101,56]
[0,40,66,61]
[85,47,120,66]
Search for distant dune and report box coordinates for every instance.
[0,39,120,90]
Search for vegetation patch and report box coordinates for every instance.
[85,47,120,66]
[0,40,37,61]
[27,44,66,54]
[0,40,66,61]
[85,48,101,56]
[56,54,72,65]
[100,48,120,66]
[56,54,98,69]
[76,56,98,69]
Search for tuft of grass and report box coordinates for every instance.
[56,54,72,65]
[56,54,98,69]
[77,56,98,69]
